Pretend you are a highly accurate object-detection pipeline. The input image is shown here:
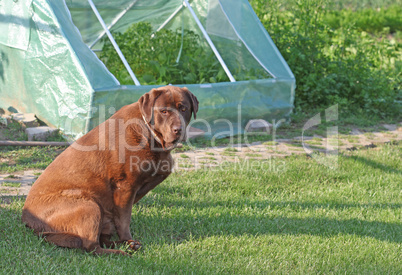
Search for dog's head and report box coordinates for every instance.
[139,86,198,150]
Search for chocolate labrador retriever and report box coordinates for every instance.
[22,86,198,255]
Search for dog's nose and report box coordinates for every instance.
[172,126,182,135]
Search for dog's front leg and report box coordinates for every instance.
[113,185,136,241]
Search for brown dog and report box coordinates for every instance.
[22,86,198,255]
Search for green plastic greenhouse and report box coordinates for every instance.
[0,0,295,138]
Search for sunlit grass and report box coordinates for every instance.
[1,143,400,274]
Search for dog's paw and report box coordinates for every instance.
[127,240,142,251]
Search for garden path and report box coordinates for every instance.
[1,124,401,199]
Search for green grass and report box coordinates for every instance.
[364,132,376,139]
[0,146,65,173]
[1,143,400,273]
[305,138,324,146]
[179,154,190,159]
[1,182,21,188]
[325,0,401,10]
[250,0,400,10]
[263,141,279,146]
[178,163,194,169]
[0,120,27,141]
[224,147,238,152]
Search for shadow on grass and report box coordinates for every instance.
[135,186,401,244]
[3,192,400,246]
[347,154,402,175]
[0,193,400,269]
[3,196,400,244]
[132,205,401,244]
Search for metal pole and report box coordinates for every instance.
[153,3,185,35]
[88,0,141,86]
[89,0,139,49]
[0,141,71,147]
[182,0,235,82]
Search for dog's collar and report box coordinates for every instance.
[142,115,163,146]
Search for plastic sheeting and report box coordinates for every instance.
[89,79,294,138]
[0,0,295,138]
[0,0,33,51]
[0,0,117,135]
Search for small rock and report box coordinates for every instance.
[0,117,7,127]
[25,126,58,141]
[365,143,377,149]
[187,127,205,139]
[251,141,262,146]
[382,124,397,131]
[350,129,363,135]
[232,143,248,148]
[245,119,272,133]
[276,138,292,143]
[293,136,313,141]
[12,113,40,128]
[7,107,18,113]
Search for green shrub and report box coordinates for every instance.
[101,3,400,115]
[100,22,226,85]
[322,5,402,34]
[100,22,267,85]
[251,0,401,115]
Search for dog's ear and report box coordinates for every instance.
[139,88,164,124]
[182,87,199,119]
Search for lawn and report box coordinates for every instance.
[1,143,400,274]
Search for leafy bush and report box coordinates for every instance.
[100,3,401,115]
[322,5,402,34]
[100,22,227,85]
[100,22,267,85]
[250,0,401,115]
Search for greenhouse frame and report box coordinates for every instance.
[0,0,295,138]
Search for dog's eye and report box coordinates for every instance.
[181,107,187,112]
[161,109,168,115]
